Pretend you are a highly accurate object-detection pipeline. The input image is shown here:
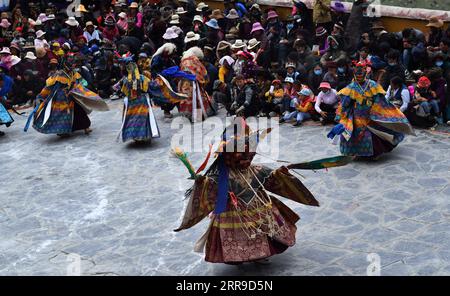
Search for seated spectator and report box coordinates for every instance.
[385,76,411,113]
[280,88,314,127]
[315,82,339,125]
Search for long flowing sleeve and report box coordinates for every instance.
[264,166,319,207]
[174,176,218,232]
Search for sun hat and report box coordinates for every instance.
[426,17,444,28]
[169,14,180,25]
[284,77,294,84]
[247,38,260,50]
[65,16,79,27]
[196,2,208,12]
[226,9,239,20]
[250,4,261,11]
[139,52,148,58]
[285,62,296,69]
[231,39,246,50]
[163,27,178,40]
[236,50,252,60]
[267,10,278,20]
[47,14,56,21]
[118,12,127,19]
[319,82,331,90]
[205,18,220,30]
[184,31,200,43]
[219,55,235,66]
[331,1,346,13]
[0,47,11,55]
[36,30,46,38]
[217,41,232,52]
[176,7,187,15]
[37,13,48,23]
[130,2,139,9]
[193,15,203,23]
[210,9,224,20]
[250,22,264,34]
[84,21,96,29]
[334,21,345,32]
[171,26,183,35]
[76,4,88,13]
[298,88,312,96]
[24,51,37,60]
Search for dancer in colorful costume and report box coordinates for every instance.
[24,54,109,137]
[328,61,415,160]
[178,47,216,122]
[115,53,189,143]
[0,72,14,137]
[174,118,352,264]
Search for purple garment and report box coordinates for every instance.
[319,39,329,56]
[431,78,447,108]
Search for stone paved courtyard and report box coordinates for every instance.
[1,101,449,276]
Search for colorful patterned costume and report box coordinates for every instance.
[335,79,414,158]
[116,57,189,142]
[174,119,352,264]
[0,74,14,133]
[24,70,109,135]
[178,48,215,122]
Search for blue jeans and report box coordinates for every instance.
[284,111,311,123]
[420,100,440,115]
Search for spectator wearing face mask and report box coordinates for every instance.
[380,49,406,90]
[308,63,325,95]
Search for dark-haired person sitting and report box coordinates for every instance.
[385,76,410,114]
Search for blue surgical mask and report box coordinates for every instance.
[338,67,345,73]
[287,23,294,30]
[436,61,444,67]
[314,69,323,76]
[388,62,397,67]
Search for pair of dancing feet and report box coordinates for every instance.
[57,128,93,137]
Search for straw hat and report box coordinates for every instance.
[196,2,208,12]
[169,14,180,25]
[118,12,127,19]
[176,7,187,15]
[426,17,444,28]
[36,30,46,38]
[231,39,246,50]
[76,4,88,13]
[226,9,239,20]
[184,31,200,43]
[210,9,224,20]
[130,2,139,9]
[65,16,79,27]
[24,51,37,60]
[247,38,260,50]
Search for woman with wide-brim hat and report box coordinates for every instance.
[184,31,200,50]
